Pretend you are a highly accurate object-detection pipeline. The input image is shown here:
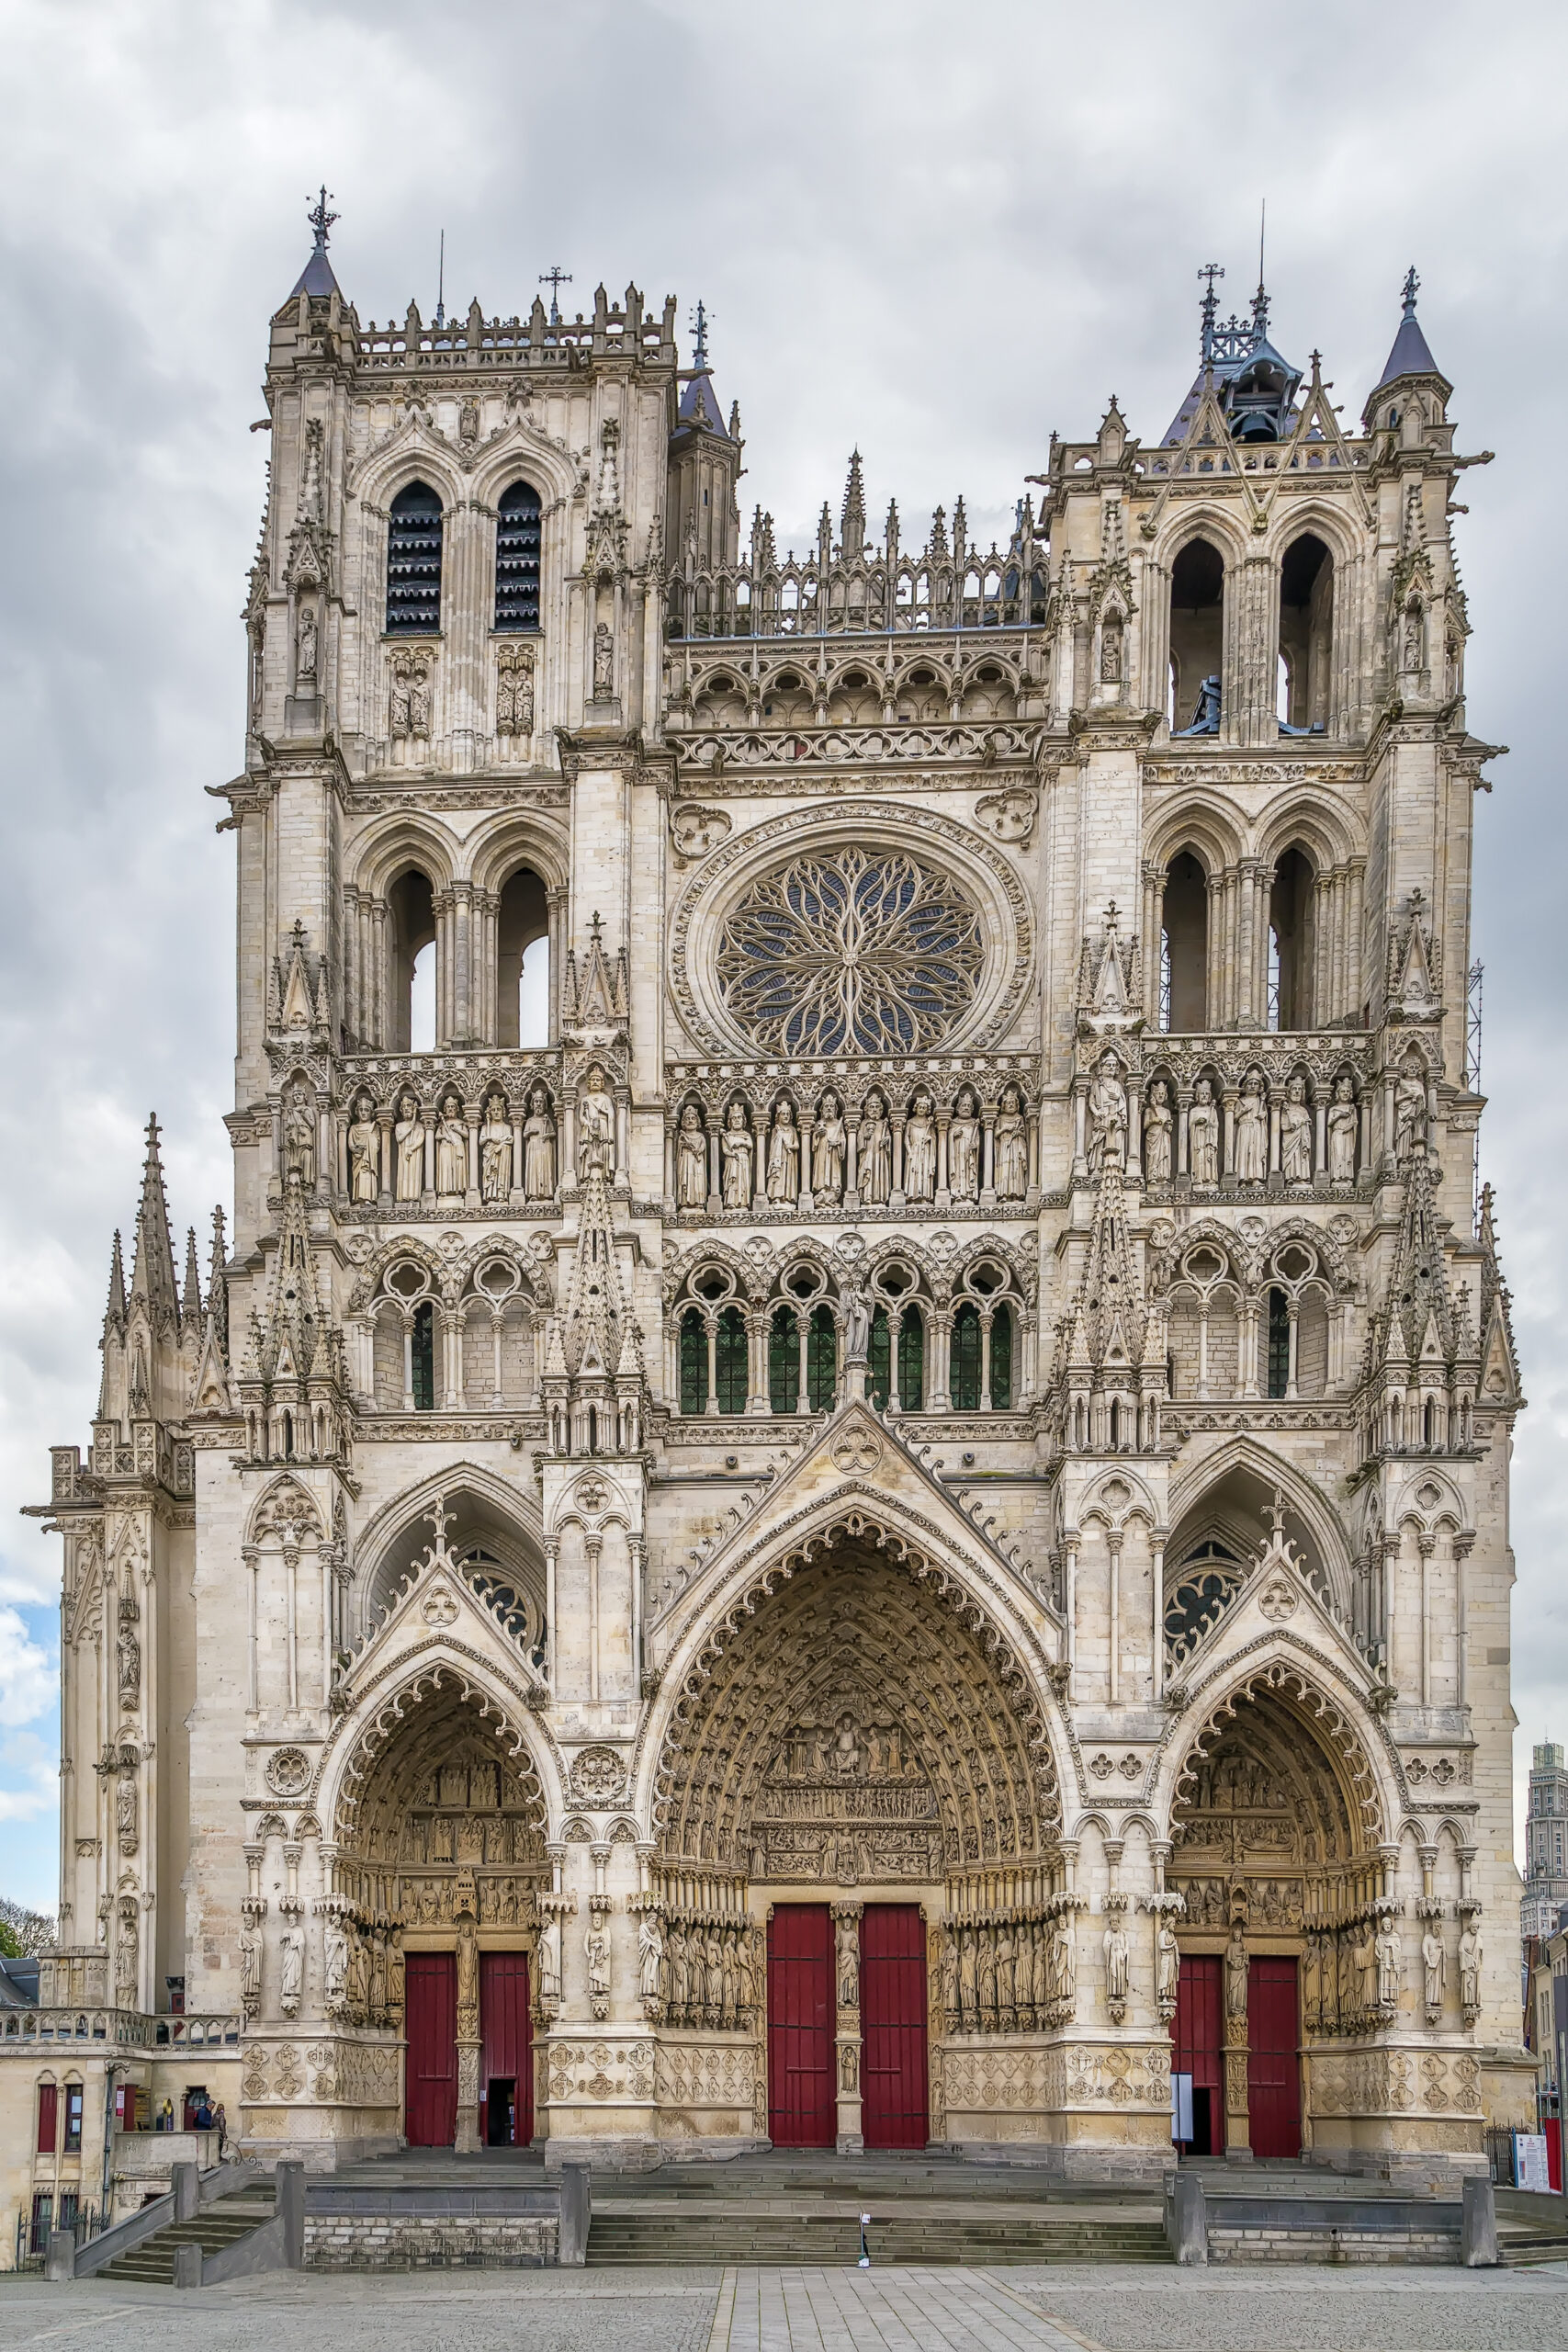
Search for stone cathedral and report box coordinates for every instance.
[9,208,1533,2224]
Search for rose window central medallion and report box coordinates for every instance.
[715,845,985,1057]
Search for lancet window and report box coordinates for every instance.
[1168,537,1225,734]
[494,480,543,631]
[385,480,444,634]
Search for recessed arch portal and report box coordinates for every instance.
[653,1533,1060,1883]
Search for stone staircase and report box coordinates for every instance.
[95,2186,276,2283]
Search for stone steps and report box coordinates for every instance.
[96,2196,275,2283]
[586,2209,1171,2266]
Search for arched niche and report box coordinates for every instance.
[353,1484,547,1674]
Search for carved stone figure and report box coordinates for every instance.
[592,620,615,699]
[1280,1075,1313,1182]
[1373,1918,1402,2007]
[1235,1071,1268,1182]
[903,1091,937,1202]
[394,1093,426,1201]
[1100,607,1123,683]
[1190,1077,1220,1186]
[720,1100,753,1208]
[523,1086,558,1199]
[949,1090,981,1201]
[812,1092,847,1203]
[1327,1074,1359,1181]
[1143,1078,1174,1182]
[577,1066,615,1180]
[994,1085,1028,1200]
[240,1924,262,2009]
[278,1928,304,2017]
[1458,1922,1482,2012]
[457,1917,479,2017]
[116,1771,138,1854]
[1157,1921,1180,2007]
[434,1093,467,1198]
[283,1081,317,1189]
[842,1284,873,1366]
[497,649,535,739]
[676,1102,707,1207]
[1088,1052,1127,1173]
[767,1102,800,1203]
[1103,1920,1130,2005]
[1395,1058,1428,1162]
[1422,1928,1445,2012]
[479,1091,513,1200]
[859,1091,892,1205]
[638,1913,663,2003]
[407,654,432,739]
[537,1917,562,2007]
[117,1603,141,1700]
[1224,1928,1248,2019]
[115,1906,138,2007]
[297,604,318,683]
[324,1923,349,2009]
[348,1098,379,1203]
[585,1919,610,2001]
[1050,1917,1076,2009]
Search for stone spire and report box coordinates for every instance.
[181,1228,204,1337]
[1371,266,1448,398]
[288,185,342,301]
[236,1173,350,1461]
[128,1116,179,1328]
[840,449,866,559]
[104,1230,127,1332]
[1051,1158,1165,1454]
[545,1160,645,1457]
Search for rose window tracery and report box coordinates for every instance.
[715,846,985,1056]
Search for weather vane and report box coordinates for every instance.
[307,186,338,250]
[539,265,572,326]
[1402,265,1420,318]
[690,300,711,370]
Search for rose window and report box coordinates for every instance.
[715,846,985,1056]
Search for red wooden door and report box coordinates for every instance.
[479,1951,533,2147]
[405,1952,457,2147]
[1247,1956,1301,2158]
[860,1904,929,2149]
[1171,1954,1224,2154]
[768,1905,834,2147]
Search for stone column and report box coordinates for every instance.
[454,1904,482,2154]
[831,1901,864,2155]
[1224,1925,1250,2156]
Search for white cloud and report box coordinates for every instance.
[0,1608,56,1729]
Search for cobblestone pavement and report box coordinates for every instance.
[3,2262,1568,2352]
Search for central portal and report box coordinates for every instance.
[766,1902,929,2150]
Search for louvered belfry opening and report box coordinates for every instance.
[386,479,444,633]
[495,479,542,630]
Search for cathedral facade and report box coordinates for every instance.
[9,215,1531,2227]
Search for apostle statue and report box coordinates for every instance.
[1422,1927,1446,2013]
[948,1090,981,1202]
[577,1065,615,1180]
[1327,1074,1359,1182]
[1280,1074,1313,1182]
[903,1091,937,1202]
[1234,1070,1268,1182]
[479,1091,513,1201]
[394,1092,426,1202]
[1142,1078,1174,1183]
[858,1091,891,1205]
[720,1100,753,1208]
[1103,1920,1130,2005]
[283,1080,318,1189]
[994,1084,1028,1201]
[766,1101,801,1204]
[1395,1057,1428,1163]
[523,1085,558,1199]
[1157,1920,1180,2007]
[676,1102,708,1208]
[324,1923,349,2011]
[812,1091,847,1204]
[434,1093,467,1199]
[348,1096,379,1204]
[1087,1052,1127,1174]
[278,1928,304,2018]
[638,1913,664,2006]
[1189,1077,1220,1186]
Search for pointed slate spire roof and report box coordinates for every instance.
[129,1116,179,1322]
[677,300,730,436]
[288,186,342,300]
[1372,266,1448,394]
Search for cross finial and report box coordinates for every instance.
[1402,265,1420,320]
[539,264,572,326]
[1198,263,1224,359]
[690,300,710,370]
[307,186,338,251]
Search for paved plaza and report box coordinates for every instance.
[6,2264,1568,2352]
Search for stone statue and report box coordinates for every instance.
[389,657,412,741]
[283,1081,317,1189]
[1103,1920,1130,2005]
[1189,1077,1220,1186]
[767,1102,800,1203]
[839,2042,858,2094]
[812,1092,847,1203]
[1395,1058,1428,1162]
[585,1919,610,2001]
[995,1926,1015,2011]
[720,1101,753,1209]
[676,1102,708,1208]
[1143,1078,1174,1182]
[278,1928,304,2017]
[117,1611,141,1699]
[835,1915,860,2007]
[324,1923,349,2008]
[1458,1922,1482,2012]
[1235,1071,1268,1182]
[394,1092,425,1201]
[842,1283,873,1366]
[116,1773,137,1853]
[297,604,318,683]
[523,1085,558,1199]
[434,1092,467,1198]
[859,1091,892,1205]
[115,1908,138,2007]
[1100,607,1123,684]
[1050,1917,1076,2008]
[1373,1918,1402,2007]
[994,1084,1028,1200]
[592,620,615,700]
[903,1091,936,1203]
[1422,1927,1445,2012]
[1224,1928,1248,2019]
[577,1066,615,1180]
[240,1924,262,2008]
[536,1916,562,2007]
[348,1098,379,1203]
[479,1091,513,1200]
[1157,1920,1180,2007]
[638,1913,663,2004]
[456,1918,479,2016]
[948,1090,981,1202]
[1088,1052,1127,1174]
[407,654,432,740]
[1280,1074,1313,1182]
[1327,1074,1359,1181]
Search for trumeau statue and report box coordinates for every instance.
[35,245,1525,2187]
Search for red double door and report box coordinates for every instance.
[404,1950,534,2148]
[767,1903,928,2149]
[1170,1952,1300,2159]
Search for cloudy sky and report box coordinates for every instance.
[1,0,1563,1911]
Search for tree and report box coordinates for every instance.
[0,1899,58,1957]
